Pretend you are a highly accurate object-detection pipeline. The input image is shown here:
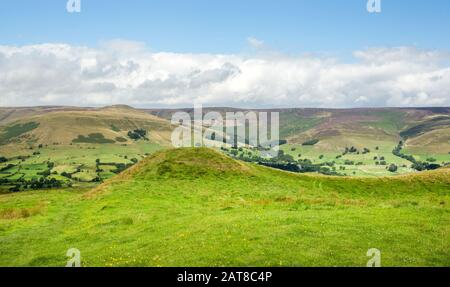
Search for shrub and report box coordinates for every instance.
[302,139,319,146]
[127,129,148,140]
[73,133,115,144]
[388,164,398,173]
[344,160,355,165]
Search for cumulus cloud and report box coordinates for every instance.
[0,40,449,108]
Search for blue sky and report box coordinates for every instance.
[1,0,449,54]
[1,1,449,108]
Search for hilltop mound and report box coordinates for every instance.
[121,148,253,180]
[91,147,449,199]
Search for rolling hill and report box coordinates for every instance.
[1,106,449,153]
[0,105,173,147]
[145,107,450,153]
[0,148,448,266]
[0,106,449,182]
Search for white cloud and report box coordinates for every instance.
[0,41,449,108]
[247,37,265,49]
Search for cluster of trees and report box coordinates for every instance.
[226,147,343,176]
[302,139,319,146]
[99,160,135,175]
[392,141,441,171]
[344,146,358,154]
[61,170,78,179]
[9,177,63,192]
[112,163,134,174]
[7,177,63,192]
[362,148,371,154]
[127,129,148,140]
[341,146,372,156]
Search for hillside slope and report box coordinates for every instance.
[1,148,448,266]
[0,105,173,147]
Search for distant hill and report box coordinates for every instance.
[144,107,450,154]
[0,106,448,177]
[0,105,173,147]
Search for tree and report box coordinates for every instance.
[128,129,148,140]
[302,139,319,146]
[388,164,398,173]
[349,146,358,153]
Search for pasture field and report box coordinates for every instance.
[0,142,163,192]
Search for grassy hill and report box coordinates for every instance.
[2,106,448,152]
[0,148,448,266]
[0,106,449,188]
[0,105,173,147]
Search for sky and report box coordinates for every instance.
[0,0,450,108]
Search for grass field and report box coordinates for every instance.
[0,142,163,191]
[0,148,448,267]
[0,107,449,266]
[280,142,415,177]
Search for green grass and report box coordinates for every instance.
[281,141,415,177]
[362,110,407,133]
[0,142,163,188]
[0,148,448,267]
[279,113,324,139]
